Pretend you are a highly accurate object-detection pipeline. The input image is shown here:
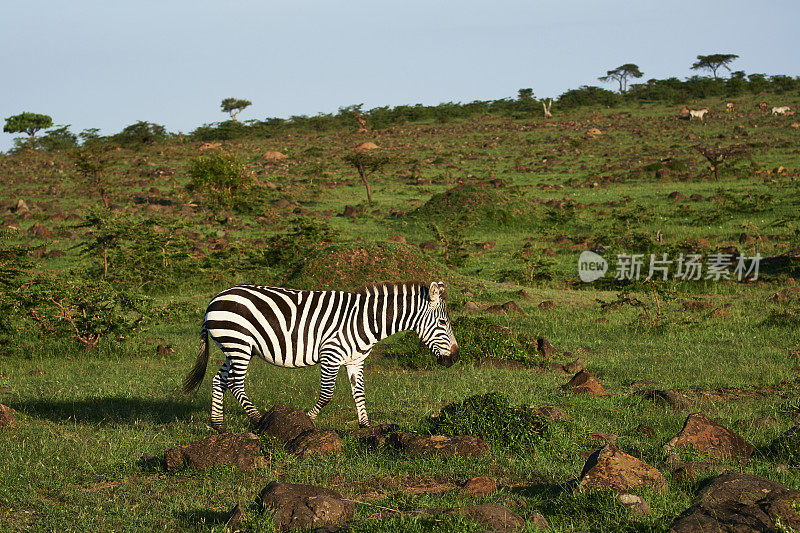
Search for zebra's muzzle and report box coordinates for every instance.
[437,344,459,368]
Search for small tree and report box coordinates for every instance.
[220,98,252,121]
[342,150,390,204]
[4,112,53,148]
[691,54,739,80]
[599,64,643,93]
[517,88,534,100]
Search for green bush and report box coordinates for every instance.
[451,316,539,364]
[419,392,547,450]
[110,121,168,146]
[186,151,252,208]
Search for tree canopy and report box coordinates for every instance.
[599,64,643,93]
[691,54,739,80]
[220,98,252,121]
[3,112,53,146]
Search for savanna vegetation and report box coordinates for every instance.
[1,67,799,531]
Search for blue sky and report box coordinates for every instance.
[2,0,799,152]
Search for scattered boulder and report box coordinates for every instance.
[634,389,689,410]
[389,433,490,458]
[531,404,569,421]
[156,344,174,357]
[258,481,354,532]
[438,503,527,532]
[670,460,717,484]
[588,432,618,445]
[462,476,497,497]
[518,289,532,300]
[689,193,705,201]
[0,404,17,428]
[387,234,406,243]
[664,413,754,460]
[356,142,379,150]
[618,493,651,516]
[668,191,686,200]
[14,199,29,214]
[579,444,667,493]
[538,300,556,310]
[255,405,315,443]
[224,503,244,532]
[463,301,479,313]
[669,473,800,533]
[563,370,608,396]
[28,222,54,239]
[563,357,587,374]
[485,301,526,316]
[586,128,603,136]
[164,432,262,472]
[285,429,344,459]
[635,424,656,438]
[342,205,358,217]
[262,150,288,161]
[419,241,439,251]
[537,337,556,357]
[769,425,800,463]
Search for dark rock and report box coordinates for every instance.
[563,357,587,374]
[390,433,490,458]
[258,481,354,532]
[462,476,497,497]
[563,370,608,396]
[439,503,526,532]
[579,444,667,493]
[588,432,618,445]
[28,222,54,239]
[669,473,800,533]
[419,241,439,251]
[537,337,556,357]
[664,413,754,460]
[256,405,315,443]
[164,432,261,472]
[668,191,686,199]
[689,194,705,201]
[518,289,532,299]
[285,429,344,459]
[538,300,556,310]
[634,389,689,410]
[670,460,717,484]
[635,424,656,438]
[531,404,569,421]
[0,404,17,428]
[156,344,174,357]
[462,301,479,313]
[44,249,66,258]
[224,503,244,532]
[272,199,293,209]
[769,426,800,463]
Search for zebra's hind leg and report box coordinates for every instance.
[307,361,339,422]
[227,353,261,425]
[346,361,369,427]
[210,359,231,432]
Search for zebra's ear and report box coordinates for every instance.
[428,281,441,306]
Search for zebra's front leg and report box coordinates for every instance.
[307,362,339,422]
[210,359,231,432]
[346,361,369,427]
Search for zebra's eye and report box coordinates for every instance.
[438,318,448,326]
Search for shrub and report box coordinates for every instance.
[110,121,168,146]
[419,392,546,450]
[186,151,252,208]
[451,316,539,364]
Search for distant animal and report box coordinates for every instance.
[726,102,735,112]
[759,102,769,112]
[689,109,709,121]
[184,282,459,430]
[772,106,792,116]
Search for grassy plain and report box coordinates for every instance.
[1,95,800,531]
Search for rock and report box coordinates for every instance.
[667,191,686,199]
[579,444,667,493]
[635,424,656,438]
[262,150,288,161]
[439,503,526,531]
[224,503,244,532]
[356,142,379,150]
[0,404,17,428]
[258,481,354,532]
[634,389,689,410]
[156,344,174,357]
[164,432,261,472]
[563,357,587,374]
[669,473,800,533]
[390,433,490,458]
[342,205,358,217]
[618,493,651,516]
[419,241,439,251]
[664,413,754,460]
[586,128,603,136]
[537,337,556,357]
[538,300,556,310]
[255,405,315,443]
[531,404,569,421]
[769,425,800,463]
[588,432,618,445]
[486,301,526,316]
[463,302,479,314]
[462,476,497,497]
[285,429,344,459]
[563,370,608,396]
[670,460,716,484]
[351,423,400,447]
[518,289,532,300]
[272,199,293,209]
[387,234,406,243]
[14,199,30,214]
[689,193,705,201]
[199,142,222,151]
[28,222,54,239]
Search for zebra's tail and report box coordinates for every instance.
[183,327,210,393]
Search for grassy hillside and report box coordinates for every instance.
[1,94,799,531]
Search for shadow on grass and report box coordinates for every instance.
[174,509,231,530]
[9,396,203,425]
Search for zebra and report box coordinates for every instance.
[183,281,459,430]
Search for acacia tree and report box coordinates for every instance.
[599,64,643,93]
[691,54,739,80]
[4,112,53,147]
[342,149,390,204]
[220,98,252,121]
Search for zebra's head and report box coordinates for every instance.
[417,281,459,367]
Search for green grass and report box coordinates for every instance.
[1,93,800,531]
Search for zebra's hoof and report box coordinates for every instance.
[358,421,371,428]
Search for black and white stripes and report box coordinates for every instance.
[184,281,459,430]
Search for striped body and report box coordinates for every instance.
[184,281,459,430]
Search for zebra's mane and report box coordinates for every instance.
[357,281,447,300]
